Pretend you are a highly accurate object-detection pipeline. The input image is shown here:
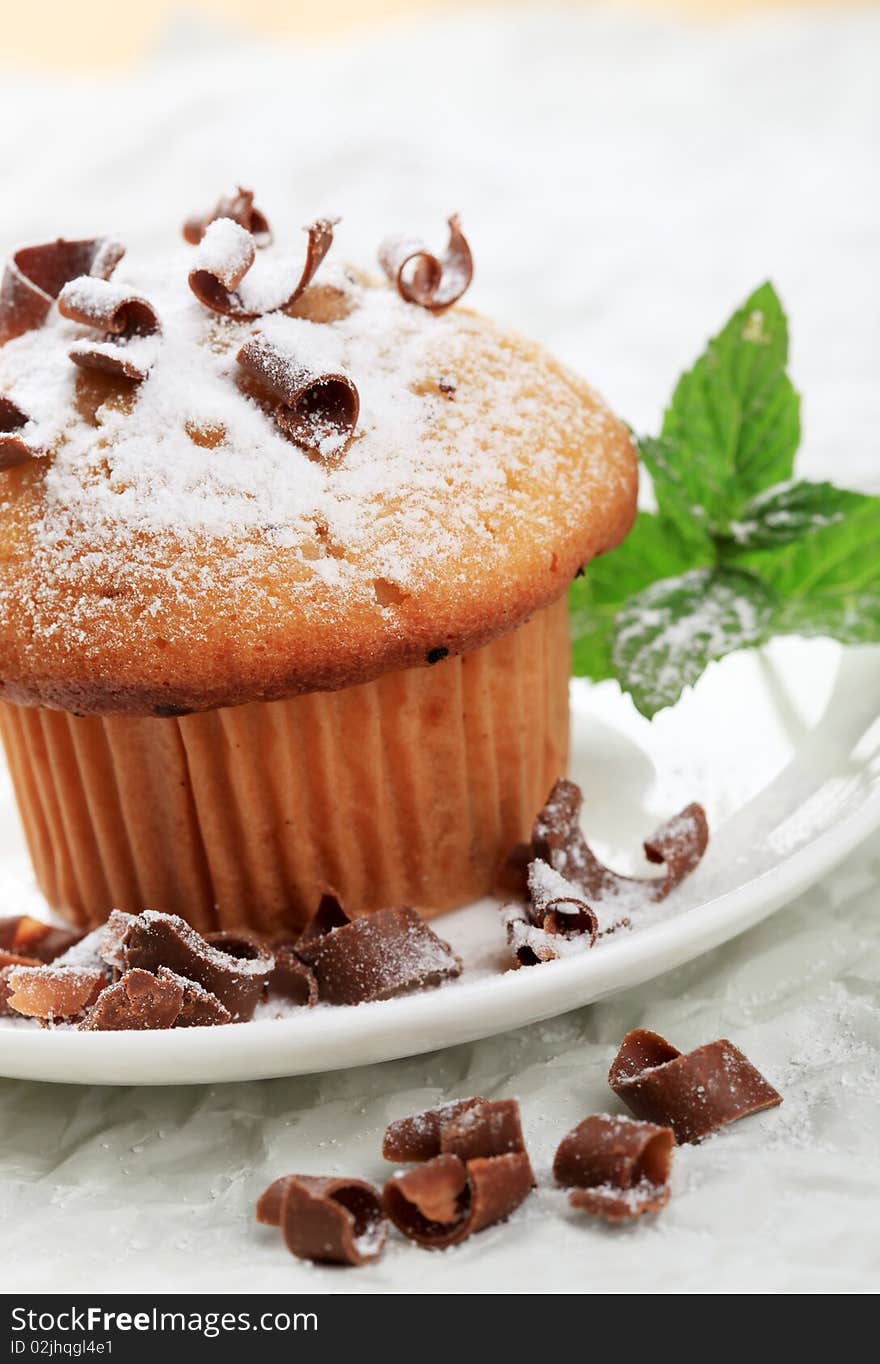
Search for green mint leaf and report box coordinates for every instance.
[746,495,880,643]
[648,282,800,534]
[719,479,865,552]
[569,512,706,681]
[611,567,776,717]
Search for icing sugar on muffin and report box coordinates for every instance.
[0,195,637,934]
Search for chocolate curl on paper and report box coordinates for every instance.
[188,217,336,320]
[0,395,38,470]
[609,1028,782,1144]
[498,778,708,906]
[59,276,161,382]
[0,915,81,965]
[383,1097,530,1168]
[106,910,273,1021]
[183,186,272,248]
[379,214,473,313]
[553,1114,673,1222]
[295,906,461,1005]
[383,1151,533,1250]
[257,1175,387,1267]
[236,332,359,459]
[0,236,124,343]
[3,963,106,1021]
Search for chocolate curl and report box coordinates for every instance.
[382,1097,529,1168]
[609,1028,782,1144]
[379,214,473,313]
[4,964,105,1021]
[553,1114,673,1222]
[0,915,81,964]
[268,945,319,1007]
[59,277,161,383]
[0,237,124,343]
[296,906,461,1005]
[383,1098,486,1162]
[81,968,184,1031]
[0,395,38,470]
[236,332,359,459]
[157,968,232,1027]
[257,1175,387,1267]
[107,910,273,1021]
[502,860,599,967]
[183,186,272,248]
[297,891,350,946]
[383,1151,532,1250]
[501,778,708,907]
[188,217,336,321]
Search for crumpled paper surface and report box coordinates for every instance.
[0,6,879,1292]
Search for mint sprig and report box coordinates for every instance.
[570,283,880,717]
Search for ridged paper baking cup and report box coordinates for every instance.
[0,598,570,934]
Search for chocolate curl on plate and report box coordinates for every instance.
[58,276,161,383]
[502,859,598,967]
[106,910,273,1021]
[296,906,461,1005]
[81,968,185,1031]
[0,915,81,966]
[0,395,37,471]
[500,778,708,908]
[0,236,124,343]
[297,890,350,946]
[553,1114,673,1222]
[257,1175,387,1267]
[379,214,473,313]
[188,217,336,321]
[183,186,272,248]
[3,964,106,1021]
[236,332,359,460]
[609,1028,782,1144]
[267,945,319,1007]
[383,1151,533,1250]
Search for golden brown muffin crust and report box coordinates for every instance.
[0,265,637,715]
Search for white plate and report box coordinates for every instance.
[2,638,879,1086]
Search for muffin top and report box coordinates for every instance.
[0,204,637,715]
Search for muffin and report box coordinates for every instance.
[0,201,637,935]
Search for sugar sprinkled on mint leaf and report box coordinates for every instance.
[571,283,880,718]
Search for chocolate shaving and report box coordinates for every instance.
[257,1175,386,1267]
[383,1098,486,1163]
[383,1097,529,1168]
[379,214,473,313]
[157,967,232,1027]
[609,1028,782,1144]
[0,915,81,964]
[297,891,350,946]
[0,236,124,343]
[553,1114,673,1222]
[236,332,359,459]
[183,187,272,248]
[58,277,160,383]
[4,964,105,1021]
[383,1151,532,1249]
[499,778,708,908]
[106,910,273,1021]
[0,395,37,470]
[81,968,184,1031]
[188,217,335,321]
[296,906,461,1005]
[268,945,319,1007]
